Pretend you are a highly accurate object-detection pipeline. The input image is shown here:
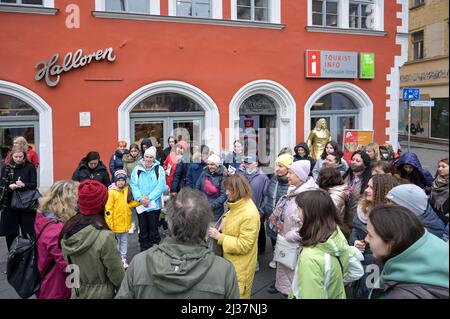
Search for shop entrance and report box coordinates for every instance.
[0,93,39,181]
[239,94,277,167]
[130,92,204,159]
[310,92,359,149]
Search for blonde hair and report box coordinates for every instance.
[365,143,381,161]
[38,180,79,222]
[13,136,28,148]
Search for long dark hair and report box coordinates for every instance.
[368,205,424,264]
[296,190,342,246]
[320,141,339,160]
[343,151,372,195]
[59,213,109,245]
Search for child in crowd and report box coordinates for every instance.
[105,169,140,268]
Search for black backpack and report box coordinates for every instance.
[7,220,57,299]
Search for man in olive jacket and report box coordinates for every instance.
[115,188,240,299]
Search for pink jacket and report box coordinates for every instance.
[34,213,71,299]
[275,177,318,295]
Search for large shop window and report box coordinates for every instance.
[0,0,43,5]
[312,0,338,27]
[310,92,359,149]
[177,0,211,18]
[130,93,204,159]
[431,98,449,140]
[0,93,39,161]
[237,0,269,22]
[105,0,150,13]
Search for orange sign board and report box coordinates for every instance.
[343,130,374,165]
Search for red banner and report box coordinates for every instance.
[342,130,374,165]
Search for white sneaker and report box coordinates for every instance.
[122,258,129,269]
[269,260,276,269]
[255,262,260,272]
[128,223,135,234]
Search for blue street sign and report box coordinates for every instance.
[402,88,421,101]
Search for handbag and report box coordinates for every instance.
[273,234,300,270]
[11,189,41,211]
[207,215,224,256]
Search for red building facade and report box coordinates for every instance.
[0,0,408,190]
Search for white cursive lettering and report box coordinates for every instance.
[35,47,116,87]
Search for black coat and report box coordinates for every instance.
[72,160,111,187]
[0,161,37,236]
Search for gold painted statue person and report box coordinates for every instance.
[307,118,332,160]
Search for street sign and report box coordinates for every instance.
[410,100,435,107]
[402,88,420,101]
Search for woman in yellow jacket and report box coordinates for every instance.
[208,174,260,299]
[105,169,140,268]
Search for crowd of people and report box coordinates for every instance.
[0,135,448,299]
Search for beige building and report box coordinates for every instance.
[399,0,449,142]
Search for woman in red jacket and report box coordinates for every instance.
[4,136,39,169]
[34,180,79,299]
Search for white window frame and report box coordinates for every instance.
[175,0,212,18]
[169,0,221,18]
[231,0,280,24]
[307,0,384,31]
[96,0,160,15]
[236,0,270,22]
[0,0,54,6]
[412,30,424,60]
[311,0,339,27]
[349,0,376,29]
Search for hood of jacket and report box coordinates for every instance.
[146,237,216,294]
[114,149,129,159]
[310,228,350,274]
[122,152,142,164]
[395,152,424,171]
[77,159,108,173]
[294,143,310,159]
[380,230,449,289]
[60,224,101,257]
[34,211,61,235]
[287,176,319,197]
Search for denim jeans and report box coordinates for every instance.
[115,232,129,259]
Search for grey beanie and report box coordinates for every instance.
[385,184,427,216]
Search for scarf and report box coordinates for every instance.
[430,175,449,212]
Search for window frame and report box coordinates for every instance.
[412,30,424,60]
[104,0,151,14]
[349,0,375,29]
[176,0,212,18]
[236,0,270,23]
[312,0,339,27]
[0,0,54,7]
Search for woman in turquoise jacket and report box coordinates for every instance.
[129,147,166,251]
[289,190,352,299]
[366,205,449,299]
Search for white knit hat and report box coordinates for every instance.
[144,146,157,159]
[207,154,222,166]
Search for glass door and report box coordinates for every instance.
[337,115,356,150]
[132,119,166,159]
[170,118,202,159]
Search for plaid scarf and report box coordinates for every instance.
[430,175,449,213]
[0,163,15,212]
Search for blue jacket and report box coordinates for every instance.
[109,149,129,176]
[171,161,189,192]
[186,162,207,189]
[195,165,227,221]
[242,169,269,219]
[421,203,447,240]
[129,159,166,213]
[394,152,434,189]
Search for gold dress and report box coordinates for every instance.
[307,128,332,160]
